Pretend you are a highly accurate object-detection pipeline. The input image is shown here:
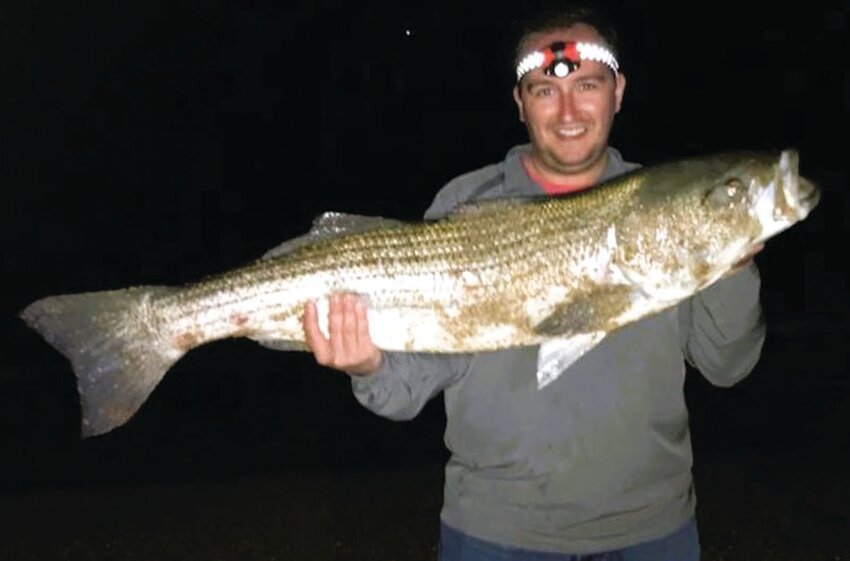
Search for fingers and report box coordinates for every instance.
[303,300,333,364]
[328,294,347,361]
[302,294,382,375]
[325,293,361,358]
[354,299,371,350]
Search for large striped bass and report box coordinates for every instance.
[21,149,819,437]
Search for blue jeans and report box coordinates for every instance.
[439,519,700,561]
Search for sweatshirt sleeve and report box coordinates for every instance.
[679,261,766,387]
[350,352,471,420]
[349,168,485,420]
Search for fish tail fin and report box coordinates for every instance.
[20,286,182,437]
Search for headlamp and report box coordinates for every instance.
[515,41,619,82]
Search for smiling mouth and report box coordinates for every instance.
[556,126,586,138]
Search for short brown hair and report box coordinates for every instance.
[513,3,621,67]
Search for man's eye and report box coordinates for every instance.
[533,87,554,97]
[578,81,598,91]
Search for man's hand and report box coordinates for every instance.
[303,294,383,376]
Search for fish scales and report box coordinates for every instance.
[161,203,581,343]
[20,149,819,436]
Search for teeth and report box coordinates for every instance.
[557,127,585,137]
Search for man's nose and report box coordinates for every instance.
[557,92,578,121]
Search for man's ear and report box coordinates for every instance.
[513,85,525,123]
[614,72,626,113]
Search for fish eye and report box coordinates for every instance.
[706,178,747,208]
[724,178,746,194]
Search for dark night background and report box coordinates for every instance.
[1,1,847,559]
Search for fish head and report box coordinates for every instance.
[683,149,819,273]
[750,149,820,243]
[615,149,820,299]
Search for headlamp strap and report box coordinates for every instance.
[516,41,618,82]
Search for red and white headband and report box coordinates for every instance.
[516,41,619,82]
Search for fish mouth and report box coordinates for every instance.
[778,149,820,219]
[796,176,820,212]
[750,149,820,245]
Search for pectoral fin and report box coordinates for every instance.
[532,284,634,336]
[532,284,636,389]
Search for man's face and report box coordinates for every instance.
[513,24,626,183]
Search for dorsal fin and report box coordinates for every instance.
[438,195,557,219]
[445,196,543,219]
[262,212,407,259]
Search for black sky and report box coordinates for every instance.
[0,0,847,491]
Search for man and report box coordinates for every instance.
[303,5,765,560]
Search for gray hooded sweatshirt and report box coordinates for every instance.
[351,145,765,553]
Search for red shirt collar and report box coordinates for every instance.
[522,156,592,195]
